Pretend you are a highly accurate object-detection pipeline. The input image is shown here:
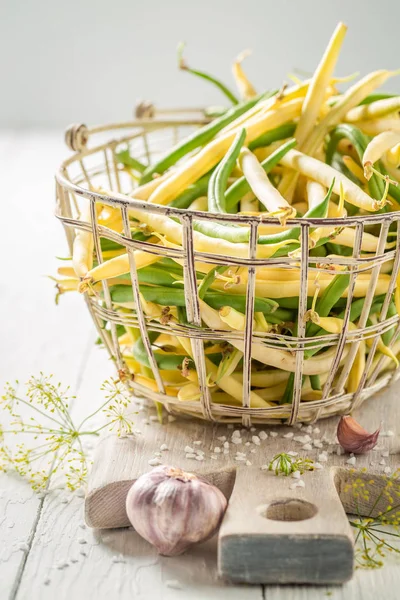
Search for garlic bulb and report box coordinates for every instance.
[126,465,227,556]
[337,415,380,454]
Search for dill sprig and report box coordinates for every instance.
[0,373,136,492]
[268,452,315,476]
[348,468,400,569]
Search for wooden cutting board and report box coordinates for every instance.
[85,378,400,585]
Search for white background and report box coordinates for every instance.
[2,0,399,128]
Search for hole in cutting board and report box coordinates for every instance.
[262,498,318,522]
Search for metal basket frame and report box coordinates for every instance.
[55,108,400,426]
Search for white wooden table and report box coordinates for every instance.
[1,131,399,599]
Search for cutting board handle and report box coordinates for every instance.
[218,466,354,584]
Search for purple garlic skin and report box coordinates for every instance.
[337,415,380,454]
[126,465,227,556]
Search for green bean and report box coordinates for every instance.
[110,284,279,315]
[359,93,396,105]
[337,297,385,322]
[170,174,210,208]
[198,265,227,299]
[140,97,261,184]
[225,139,297,211]
[325,242,353,256]
[208,129,246,213]
[133,331,191,370]
[326,125,385,201]
[381,301,397,346]
[115,149,147,174]
[310,374,321,391]
[248,123,297,151]
[177,42,239,105]
[136,266,185,288]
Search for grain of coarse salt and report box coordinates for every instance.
[78,538,87,545]
[383,430,394,437]
[154,452,162,458]
[318,453,328,463]
[313,427,320,434]
[166,580,182,590]
[184,446,194,453]
[296,479,305,488]
[185,453,196,459]
[223,441,230,449]
[288,451,298,457]
[217,436,227,442]
[195,455,204,461]
[246,460,252,466]
[193,440,202,446]
[245,442,251,447]
[269,431,278,437]
[380,459,386,466]
[232,438,242,445]
[160,444,169,451]
[313,462,323,470]
[214,447,221,454]
[250,427,257,432]
[235,456,247,462]
[232,430,241,438]
[291,470,301,479]
[384,466,391,474]
[148,458,161,466]
[382,450,389,458]
[304,425,313,434]
[195,449,205,455]
[17,542,29,553]
[283,432,294,439]
[259,431,268,440]
[252,435,261,445]
[210,455,218,460]
[261,464,269,470]
[302,443,313,451]
[294,434,312,444]
[346,456,356,466]
[313,440,323,449]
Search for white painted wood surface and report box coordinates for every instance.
[0,131,399,599]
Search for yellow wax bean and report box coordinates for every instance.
[358,119,400,137]
[232,50,257,100]
[72,203,94,278]
[363,131,400,178]
[345,96,400,122]
[78,251,160,291]
[280,149,383,211]
[232,369,290,388]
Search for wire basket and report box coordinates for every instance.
[55,106,400,426]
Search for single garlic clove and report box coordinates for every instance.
[126,465,227,556]
[337,415,380,454]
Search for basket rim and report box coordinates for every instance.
[55,115,400,227]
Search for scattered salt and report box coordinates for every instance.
[246,461,252,466]
[235,456,246,462]
[384,466,391,474]
[318,453,328,463]
[313,427,320,434]
[259,431,268,440]
[193,440,202,446]
[382,450,389,458]
[379,459,386,466]
[184,445,194,453]
[195,455,204,461]
[287,451,298,457]
[78,538,87,545]
[346,456,356,466]
[223,441,229,449]
[291,471,301,479]
[153,452,161,458]
[296,479,305,488]
[160,444,169,451]
[313,462,323,470]
[313,440,323,449]
[245,441,251,447]
[148,458,161,466]
[214,447,221,454]
[283,432,294,439]
[302,443,313,451]
[260,465,269,470]
[232,438,242,445]
[185,453,196,459]
[294,435,312,444]
[269,431,278,438]
[217,436,227,442]
[232,430,241,438]
[79,521,86,529]
[252,435,261,445]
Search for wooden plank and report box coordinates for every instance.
[0,131,93,598]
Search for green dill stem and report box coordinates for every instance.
[9,396,65,429]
